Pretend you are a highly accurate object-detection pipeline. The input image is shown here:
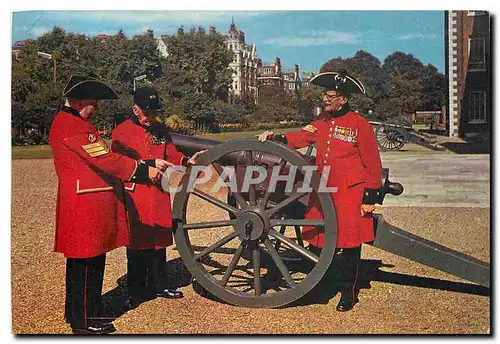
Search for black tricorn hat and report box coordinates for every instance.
[134,86,162,111]
[310,70,365,95]
[63,75,118,100]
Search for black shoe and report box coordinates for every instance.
[71,322,116,335]
[336,291,359,312]
[156,289,184,299]
[124,298,142,311]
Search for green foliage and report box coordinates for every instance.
[319,50,446,118]
[251,89,301,123]
[11,26,235,144]
[159,27,233,100]
[12,27,446,145]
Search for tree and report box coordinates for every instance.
[296,85,323,123]
[320,51,391,114]
[160,27,233,100]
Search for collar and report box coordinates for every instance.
[327,104,350,118]
[131,114,142,127]
[131,114,171,144]
[61,106,82,119]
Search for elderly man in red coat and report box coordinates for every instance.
[112,87,204,310]
[258,70,382,312]
[49,76,160,334]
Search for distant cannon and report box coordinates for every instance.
[370,116,446,151]
[170,133,489,308]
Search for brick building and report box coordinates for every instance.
[445,10,491,139]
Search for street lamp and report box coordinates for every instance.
[133,74,148,91]
[37,51,56,85]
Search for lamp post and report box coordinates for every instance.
[37,51,56,85]
[133,74,148,91]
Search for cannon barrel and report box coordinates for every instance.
[170,133,403,202]
[171,132,281,167]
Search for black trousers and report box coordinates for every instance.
[126,248,167,303]
[65,254,106,328]
[323,245,362,293]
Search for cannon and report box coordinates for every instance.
[169,133,489,308]
[370,116,446,151]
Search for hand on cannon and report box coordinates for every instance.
[148,166,161,184]
[257,131,275,142]
[155,159,175,172]
[186,150,207,166]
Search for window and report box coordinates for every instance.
[468,37,486,70]
[467,10,488,16]
[468,91,487,124]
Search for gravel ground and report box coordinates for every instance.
[11,159,490,334]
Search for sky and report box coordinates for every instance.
[11,10,445,74]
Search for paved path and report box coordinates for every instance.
[380,153,490,207]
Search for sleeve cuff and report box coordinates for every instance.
[131,160,149,184]
[143,159,155,167]
[127,160,139,181]
[362,187,381,205]
[273,134,288,144]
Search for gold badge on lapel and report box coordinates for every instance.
[87,133,97,143]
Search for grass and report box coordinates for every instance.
[11,145,54,160]
[11,127,303,160]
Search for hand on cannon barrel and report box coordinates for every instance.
[155,159,175,172]
[257,131,275,142]
[186,150,207,166]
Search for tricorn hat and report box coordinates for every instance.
[63,75,118,100]
[310,70,365,95]
[134,86,162,111]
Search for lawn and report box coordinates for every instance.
[11,127,302,160]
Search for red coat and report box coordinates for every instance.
[111,119,186,250]
[49,108,138,258]
[284,110,382,248]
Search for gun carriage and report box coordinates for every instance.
[370,116,445,152]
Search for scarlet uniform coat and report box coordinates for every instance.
[111,119,186,250]
[49,108,138,258]
[284,110,382,248]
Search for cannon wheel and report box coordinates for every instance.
[375,117,412,151]
[172,139,337,308]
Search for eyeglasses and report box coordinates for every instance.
[322,92,343,101]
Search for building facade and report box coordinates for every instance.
[301,72,315,87]
[257,58,307,101]
[223,22,260,104]
[445,10,490,139]
[282,65,301,93]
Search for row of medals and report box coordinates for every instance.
[332,125,358,143]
